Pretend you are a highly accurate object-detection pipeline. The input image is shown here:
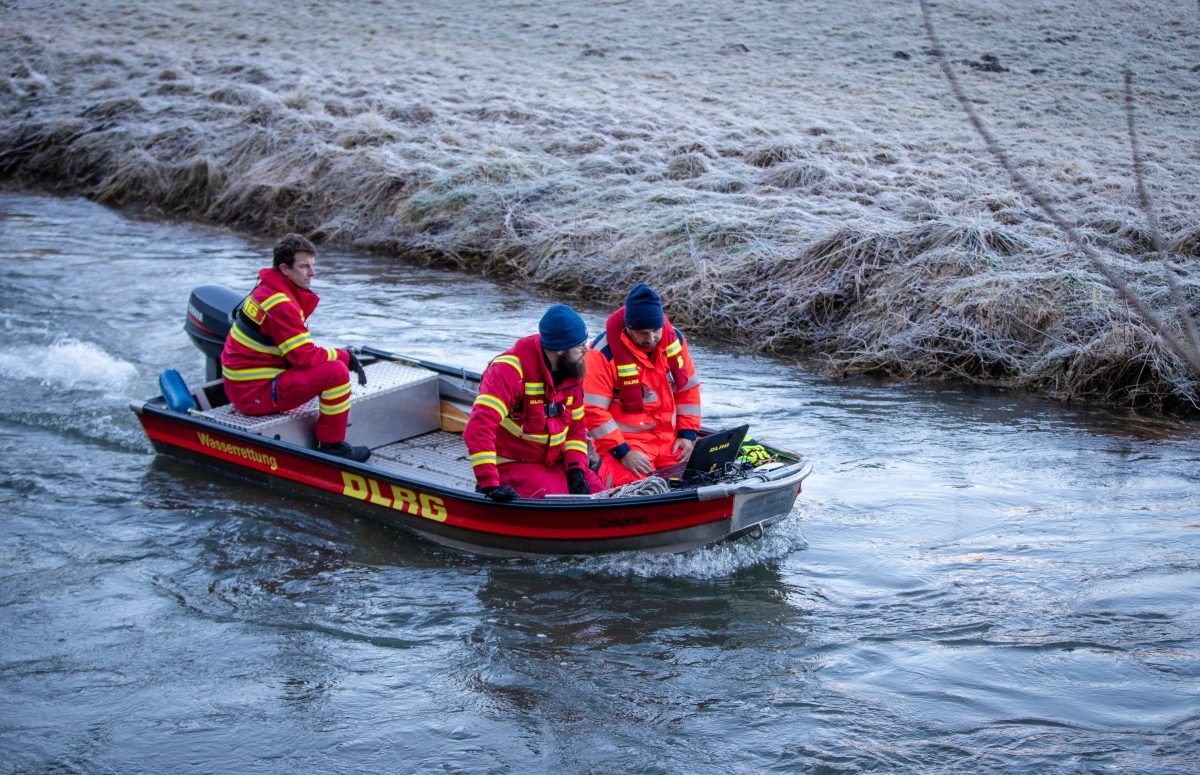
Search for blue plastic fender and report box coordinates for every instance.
[159,368,197,413]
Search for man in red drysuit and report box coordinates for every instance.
[220,233,370,461]
[464,304,604,500]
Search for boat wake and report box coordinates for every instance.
[569,509,809,578]
[0,337,149,450]
[0,338,139,396]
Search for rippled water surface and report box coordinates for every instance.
[1,191,1198,773]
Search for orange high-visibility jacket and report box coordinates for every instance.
[463,335,590,489]
[583,326,702,461]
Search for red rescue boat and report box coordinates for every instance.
[130,286,812,557]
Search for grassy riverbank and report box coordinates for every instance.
[3,0,1198,410]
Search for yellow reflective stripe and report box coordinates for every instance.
[500,417,531,438]
[316,391,350,410]
[500,417,549,443]
[616,363,638,377]
[230,323,281,355]
[325,347,338,361]
[675,403,701,416]
[473,393,507,418]
[564,439,587,454]
[469,451,497,467]
[259,293,290,311]
[664,339,682,357]
[222,365,285,381]
[548,429,567,446]
[492,355,522,377]
[524,382,545,395]
[572,407,585,420]
[321,382,352,401]
[278,331,313,354]
[320,397,351,415]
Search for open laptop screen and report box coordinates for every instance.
[653,424,750,481]
[685,424,750,473]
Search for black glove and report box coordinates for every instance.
[347,352,367,386]
[566,467,590,495]
[477,484,518,502]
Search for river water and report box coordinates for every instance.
[0,190,1197,773]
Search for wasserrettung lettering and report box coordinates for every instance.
[197,432,279,471]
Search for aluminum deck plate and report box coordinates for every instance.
[199,361,437,434]
[369,431,476,490]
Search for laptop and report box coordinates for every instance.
[658,424,750,482]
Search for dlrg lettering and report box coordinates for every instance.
[340,472,447,522]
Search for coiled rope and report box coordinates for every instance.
[597,476,672,498]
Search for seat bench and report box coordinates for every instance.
[200,360,442,449]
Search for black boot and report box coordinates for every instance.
[316,440,371,462]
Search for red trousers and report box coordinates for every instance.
[227,360,351,444]
[498,461,605,499]
[596,439,683,488]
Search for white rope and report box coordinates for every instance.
[597,476,672,498]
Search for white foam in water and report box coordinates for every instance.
[569,508,810,579]
[0,339,138,394]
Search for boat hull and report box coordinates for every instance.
[134,401,808,556]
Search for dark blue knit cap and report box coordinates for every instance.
[624,283,664,330]
[539,304,588,350]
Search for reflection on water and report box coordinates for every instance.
[462,566,815,770]
[0,191,1198,773]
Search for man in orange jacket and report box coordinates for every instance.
[584,283,702,487]
[220,233,370,462]
[464,305,603,501]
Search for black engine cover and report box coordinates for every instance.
[185,285,240,379]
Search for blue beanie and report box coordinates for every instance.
[624,283,664,330]
[539,304,588,351]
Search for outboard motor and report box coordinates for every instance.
[184,285,241,381]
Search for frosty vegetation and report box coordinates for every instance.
[2,0,1197,411]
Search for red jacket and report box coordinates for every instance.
[583,323,701,460]
[463,335,589,489]
[220,268,348,404]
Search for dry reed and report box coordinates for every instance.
[2,0,1198,412]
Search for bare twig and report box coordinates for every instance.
[918,0,1200,374]
[1123,69,1200,355]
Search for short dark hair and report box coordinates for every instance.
[273,233,316,269]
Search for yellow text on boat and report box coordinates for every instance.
[340,472,448,522]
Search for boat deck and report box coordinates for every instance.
[189,360,477,490]
[197,362,438,433]
[194,361,443,449]
[369,430,477,490]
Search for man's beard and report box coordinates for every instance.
[551,355,586,384]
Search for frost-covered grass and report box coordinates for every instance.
[2,0,1198,410]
